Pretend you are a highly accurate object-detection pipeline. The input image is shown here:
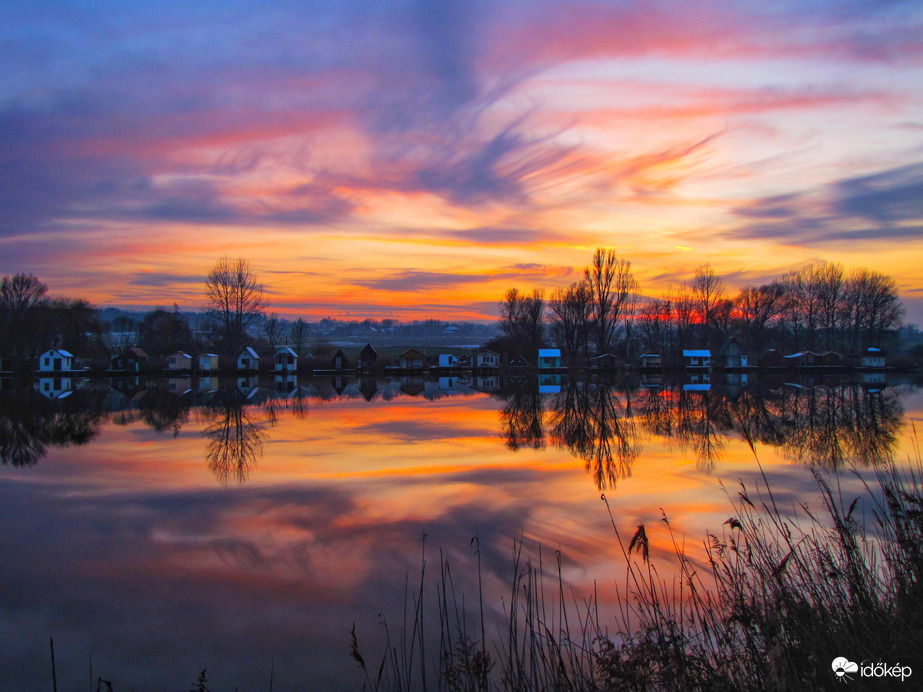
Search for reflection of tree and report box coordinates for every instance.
[497,382,545,451]
[774,385,902,469]
[137,389,191,436]
[548,381,641,490]
[0,390,106,467]
[203,389,266,484]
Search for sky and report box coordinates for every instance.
[1,0,922,322]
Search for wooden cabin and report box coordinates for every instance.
[682,350,711,368]
[358,344,378,371]
[166,351,193,371]
[237,346,260,372]
[398,349,425,370]
[861,347,886,368]
[472,350,500,369]
[38,349,74,372]
[716,338,748,368]
[110,347,148,372]
[537,348,562,369]
[817,351,842,367]
[783,351,817,368]
[275,347,298,372]
[591,353,622,370]
[639,353,662,369]
[197,353,220,372]
[331,349,351,370]
[759,349,784,368]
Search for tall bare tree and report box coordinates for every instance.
[548,280,593,362]
[205,257,268,355]
[262,313,284,352]
[289,318,310,356]
[585,248,637,355]
[499,288,546,356]
[0,273,48,357]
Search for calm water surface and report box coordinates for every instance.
[1,374,920,690]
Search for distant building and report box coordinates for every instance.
[716,338,748,368]
[682,350,711,368]
[197,353,220,372]
[110,347,148,372]
[331,349,351,370]
[472,350,500,369]
[358,344,378,371]
[38,349,74,372]
[275,347,298,372]
[399,349,425,370]
[639,353,662,369]
[817,351,842,367]
[237,347,260,372]
[537,348,561,369]
[166,351,193,371]
[861,348,886,368]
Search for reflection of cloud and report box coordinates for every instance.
[353,264,573,292]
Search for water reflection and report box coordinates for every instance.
[0,376,909,483]
[202,389,266,484]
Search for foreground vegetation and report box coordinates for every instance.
[354,434,923,690]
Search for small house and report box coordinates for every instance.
[508,354,530,369]
[38,349,74,372]
[817,351,842,367]
[437,354,459,368]
[591,353,622,370]
[197,353,220,372]
[166,351,193,371]
[275,347,298,372]
[331,349,351,370]
[639,353,662,369]
[537,348,562,369]
[783,351,817,368]
[399,349,425,370]
[358,344,378,371]
[861,348,886,368]
[237,347,260,372]
[110,348,148,372]
[682,350,711,368]
[717,338,748,368]
[759,349,784,368]
[472,350,500,369]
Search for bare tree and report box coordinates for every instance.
[262,313,284,352]
[499,288,546,356]
[691,263,725,346]
[548,280,593,362]
[734,283,783,350]
[205,257,268,355]
[109,315,138,352]
[289,318,310,356]
[0,273,48,357]
[585,248,637,355]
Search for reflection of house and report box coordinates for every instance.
[686,372,711,385]
[818,351,842,367]
[861,348,886,368]
[166,377,192,394]
[358,344,378,371]
[36,377,73,399]
[197,353,220,372]
[237,375,259,397]
[274,373,297,393]
[275,347,298,372]
[472,375,499,391]
[332,376,348,394]
[682,350,711,368]
[166,351,193,371]
[639,353,662,369]
[331,349,351,370]
[399,349,425,370]
[862,371,886,386]
[759,349,784,368]
[38,349,74,372]
[237,347,260,371]
[472,350,500,369]
[717,338,748,368]
[537,348,561,369]
[400,376,425,395]
[358,378,378,401]
[438,376,456,390]
[197,376,219,392]
[784,351,817,367]
[110,348,148,372]
[538,372,562,393]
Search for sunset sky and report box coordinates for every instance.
[2,0,922,322]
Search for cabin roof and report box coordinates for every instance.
[276,347,297,357]
[538,348,561,357]
[399,349,425,358]
[682,350,711,357]
[43,349,73,358]
[239,346,259,359]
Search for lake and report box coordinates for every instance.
[1,373,920,690]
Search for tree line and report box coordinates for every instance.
[490,248,905,363]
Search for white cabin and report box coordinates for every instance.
[38,349,73,372]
